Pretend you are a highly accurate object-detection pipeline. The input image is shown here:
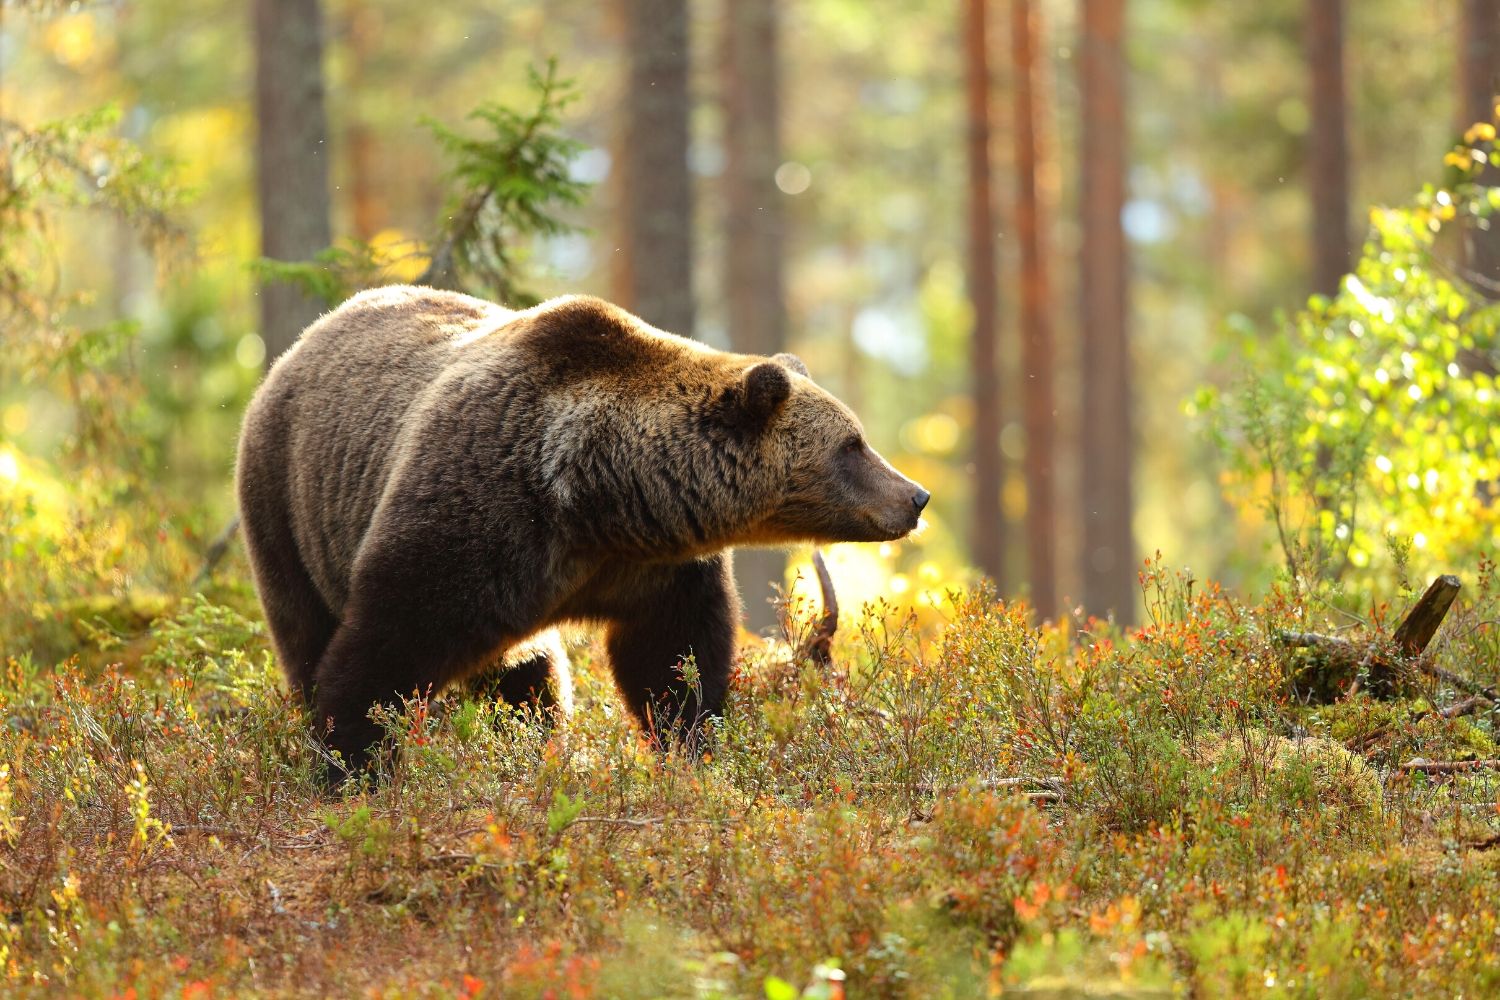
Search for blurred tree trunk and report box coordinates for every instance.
[1078,0,1135,622]
[1305,0,1350,296]
[1010,0,1056,620]
[723,0,787,633]
[965,0,1005,587]
[1461,0,1500,295]
[613,0,695,336]
[253,0,333,365]
[344,1,381,241]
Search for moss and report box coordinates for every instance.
[1203,729,1385,845]
[1307,695,1422,745]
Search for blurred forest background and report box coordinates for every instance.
[2,0,1497,638]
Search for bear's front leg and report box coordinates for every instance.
[603,554,739,752]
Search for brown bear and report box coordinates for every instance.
[236,285,928,775]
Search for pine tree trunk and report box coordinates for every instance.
[723,0,788,633]
[614,0,695,336]
[345,1,381,241]
[1461,0,1500,295]
[1078,0,1135,622]
[1011,0,1057,620]
[1305,0,1350,296]
[965,0,1005,587]
[253,0,333,365]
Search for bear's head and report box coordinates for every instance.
[726,353,929,546]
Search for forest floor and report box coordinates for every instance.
[4,556,1500,998]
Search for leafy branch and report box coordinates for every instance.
[259,59,590,307]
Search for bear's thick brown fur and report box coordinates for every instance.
[236,285,927,774]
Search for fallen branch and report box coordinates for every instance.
[1397,758,1500,775]
[859,775,1069,800]
[1348,693,1492,753]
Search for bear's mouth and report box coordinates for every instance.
[866,510,924,542]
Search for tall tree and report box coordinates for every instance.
[343,0,382,241]
[1078,0,1134,622]
[965,0,1005,586]
[253,0,333,364]
[614,0,695,336]
[723,0,788,633]
[1011,0,1057,620]
[1460,0,1500,293]
[1305,0,1350,296]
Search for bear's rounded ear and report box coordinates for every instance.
[772,352,811,379]
[742,361,792,425]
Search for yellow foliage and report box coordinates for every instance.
[44,14,103,70]
[1463,121,1497,144]
[369,228,431,283]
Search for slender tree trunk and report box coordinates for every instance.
[1305,0,1350,296]
[1461,0,1500,294]
[965,0,1005,586]
[1078,0,1134,622]
[345,1,381,241]
[614,0,695,336]
[1010,0,1056,620]
[723,0,787,633]
[253,0,333,365]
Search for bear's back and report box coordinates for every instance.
[242,286,518,610]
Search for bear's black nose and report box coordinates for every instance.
[912,488,930,514]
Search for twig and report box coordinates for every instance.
[191,514,241,589]
[1397,758,1500,775]
[171,823,260,842]
[859,775,1069,798]
[1421,662,1500,702]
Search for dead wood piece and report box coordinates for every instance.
[798,548,839,667]
[1439,694,1492,720]
[1371,575,1463,695]
[1350,693,1494,753]
[1421,662,1500,703]
[1278,575,1469,702]
[1394,575,1463,655]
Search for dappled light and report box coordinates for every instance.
[3,0,1499,996]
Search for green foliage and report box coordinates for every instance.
[260,60,589,307]
[1202,124,1500,593]
[420,59,589,303]
[0,106,200,649]
[1,107,186,466]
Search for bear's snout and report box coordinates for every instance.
[912,488,930,514]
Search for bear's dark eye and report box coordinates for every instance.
[842,436,863,454]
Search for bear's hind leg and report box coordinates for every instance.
[467,630,575,719]
[238,510,338,703]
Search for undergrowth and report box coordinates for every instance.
[2,556,1499,998]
